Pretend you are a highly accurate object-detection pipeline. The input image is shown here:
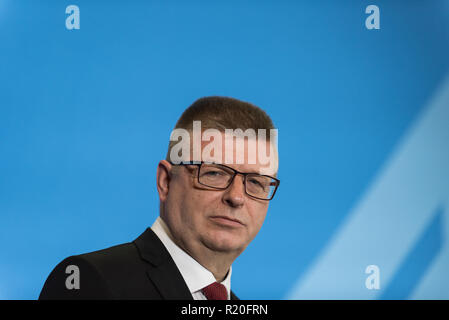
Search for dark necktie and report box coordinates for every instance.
[201,282,228,300]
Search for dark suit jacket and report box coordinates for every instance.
[39,228,239,300]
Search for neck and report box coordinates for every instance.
[159,216,243,281]
[187,243,237,282]
[176,233,240,282]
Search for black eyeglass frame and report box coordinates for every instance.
[169,161,280,201]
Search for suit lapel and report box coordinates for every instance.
[134,228,193,300]
[230,291,239,300]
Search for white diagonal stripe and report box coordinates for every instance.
[287,74,449,299]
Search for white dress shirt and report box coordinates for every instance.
[151,216,232,300]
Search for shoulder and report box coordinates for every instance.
[39,238,155,299]
[38,248,121,300]
[77,242,141,275]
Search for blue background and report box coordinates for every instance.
[1,0,449,299]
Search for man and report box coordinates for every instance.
[39,96,280,300]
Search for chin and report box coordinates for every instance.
[203,233,246,253]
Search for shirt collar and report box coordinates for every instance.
[151,216,232,298]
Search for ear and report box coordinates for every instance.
[156,160,173,202]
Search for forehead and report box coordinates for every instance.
[197,131,279,176]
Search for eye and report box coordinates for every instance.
[205,170,223,176]
[200,168,230,178]
[248,178,264,189]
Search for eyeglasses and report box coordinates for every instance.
[169,161,280,201]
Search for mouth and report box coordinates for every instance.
[209,215,245,228]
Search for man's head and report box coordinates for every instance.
[156,96,279,260]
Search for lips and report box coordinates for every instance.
[210,215,245,227]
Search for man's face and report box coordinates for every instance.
[159,133,278,256]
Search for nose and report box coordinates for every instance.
[222,174,245,208]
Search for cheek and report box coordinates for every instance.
[248,204,269,231]
[181,189,214,222]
